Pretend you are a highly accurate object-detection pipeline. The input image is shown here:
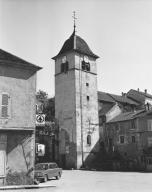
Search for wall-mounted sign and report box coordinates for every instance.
[36,114,45,126]
[36,143,45,156]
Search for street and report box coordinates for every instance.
[9,170,152,192]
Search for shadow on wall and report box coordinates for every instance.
[59,128,77,169]
[81,139,101,170]
[0,65,36,80]
[6,131,33,173]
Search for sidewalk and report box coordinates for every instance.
[0,184,56,190]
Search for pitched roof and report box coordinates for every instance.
[127,89,152,103]
[98,91,115,103]
[99,103,115,116]
[52,31,99,60]
[107,109,145,123]
[108,93,139,106]
[0,49,42,71]
[98,91,138,106]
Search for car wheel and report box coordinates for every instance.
[56,172,61,180]
[44,175,48,182]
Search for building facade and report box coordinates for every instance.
[106,109,152,171]
[0,49,41,185]
[52,30,100,169]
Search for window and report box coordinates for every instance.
[131,120,135,129]
[148,137,152,147]
[82,61,86,70]
[86,83,89,87]
[131,136,136,143]
[87,135,91,145]
[61,63,64,73]
[85,63,90,71]
[1,93,9,118]
[99,115,106,125]
[87,96,90,101]
[61,62,69,73]
[147,119,152,131]
[119,136,125,144]
[61,56,69,73]
[81,60,90,72]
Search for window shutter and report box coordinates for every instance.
[82,61,86,70]
[86,63,90,71]
[1,93,11,118]
[61,63,64,73]
[148,120,152,131]
[0,94,2,117]
[65,62,69,72]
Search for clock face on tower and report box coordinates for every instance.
[62,56,67,63]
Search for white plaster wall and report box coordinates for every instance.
[0,66,36,129]
[55,51,99,168]
[75,54,99,168]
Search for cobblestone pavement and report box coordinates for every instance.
[8,170,152,192]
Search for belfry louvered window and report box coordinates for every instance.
[61,56,69,73]
[81,61,90,72]
[1,93,9,118]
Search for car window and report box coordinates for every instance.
[49,163,58,169]
[35,164,48,170]
[54,163,58,168]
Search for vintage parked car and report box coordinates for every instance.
[34,162,62,182]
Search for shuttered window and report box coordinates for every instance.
[0,93,10,118]
[147,120,152,131]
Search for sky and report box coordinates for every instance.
[0,0,152,97]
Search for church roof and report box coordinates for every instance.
[0,49,42,71]
[52,31,99,60]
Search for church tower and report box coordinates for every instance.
[52,26,99,169]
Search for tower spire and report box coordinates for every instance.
[72,11,77,34]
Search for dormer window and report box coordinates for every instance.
[81,55,90,72]
[61,56,69,73]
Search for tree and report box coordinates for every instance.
[36,90,48,103]
[36,90,55,121]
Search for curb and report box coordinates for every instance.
[0,184,56,190]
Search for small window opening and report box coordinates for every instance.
[86,83,89,87]
[87,96,90,101]
[131,136,136,143]
[81,61,90,72]
[120,136,125,144]
[87,135,91,145]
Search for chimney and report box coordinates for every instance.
[145,89,147,94]
[122,92,126,97]
[137,88,140,92]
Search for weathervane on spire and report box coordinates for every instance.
[72,11,77,33]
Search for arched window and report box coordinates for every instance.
[81,60,90,72]
[87,135,91,145]
[86,63,90,71]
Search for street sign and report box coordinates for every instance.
[36,143,45,156]
[36,114,45,126]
